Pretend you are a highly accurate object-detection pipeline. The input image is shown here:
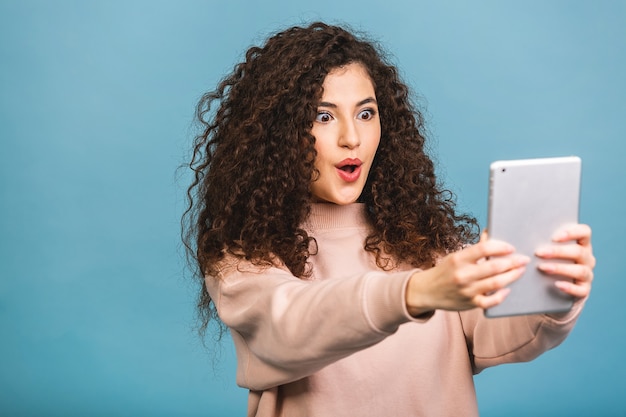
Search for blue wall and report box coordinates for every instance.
[1,1,624,416]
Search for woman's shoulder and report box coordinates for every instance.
[209,250,291,280]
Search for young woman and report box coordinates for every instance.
[183,22,595,417]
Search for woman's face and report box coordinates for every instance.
[310,63,381,205]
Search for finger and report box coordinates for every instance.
[537,262,594,284]
[554,280,591,299]
[460,239,515,263]
[473,254,530,280]
[552,223,592,246]
[474,288,512,310]
[453,254,530,286]
[470,263,527,296]
[535,244,596,268]
[535,243,582,261]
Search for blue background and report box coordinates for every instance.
[1,1,624,416]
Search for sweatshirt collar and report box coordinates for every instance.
[305,203,369,230]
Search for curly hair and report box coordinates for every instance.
[182,22,479,337]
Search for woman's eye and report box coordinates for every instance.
[315,112,333,123]
[358,109,376,120]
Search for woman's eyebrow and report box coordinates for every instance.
[318,97,378,108]
[358,97,377,106]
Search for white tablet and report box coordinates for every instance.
[484,156,581,318]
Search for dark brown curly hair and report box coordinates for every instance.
[183,22,479,337]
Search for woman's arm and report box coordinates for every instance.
[409,223,594,372]
[405,224,594,315]
[460,299,585,374]
[206,258,424,390]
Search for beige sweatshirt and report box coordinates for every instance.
[205,203,584,417]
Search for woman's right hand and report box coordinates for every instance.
[405,236,530,316]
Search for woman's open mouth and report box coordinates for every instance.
[336,159,362,182]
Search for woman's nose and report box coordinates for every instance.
[338,120,360,149]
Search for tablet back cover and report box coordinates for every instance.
[485,156,581,318]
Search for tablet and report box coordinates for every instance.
[484,156,581,318]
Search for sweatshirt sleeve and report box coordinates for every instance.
[206,257,425,390]
[460,298,586,374]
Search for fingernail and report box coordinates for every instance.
[538,263,556,273]
[516,255,531,265]
[552,231,569,241]
[535,246,553,257]
[554,281,571,291]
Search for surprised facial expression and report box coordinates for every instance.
[310,63,381,205]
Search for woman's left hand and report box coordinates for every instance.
[534,223,596,300]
